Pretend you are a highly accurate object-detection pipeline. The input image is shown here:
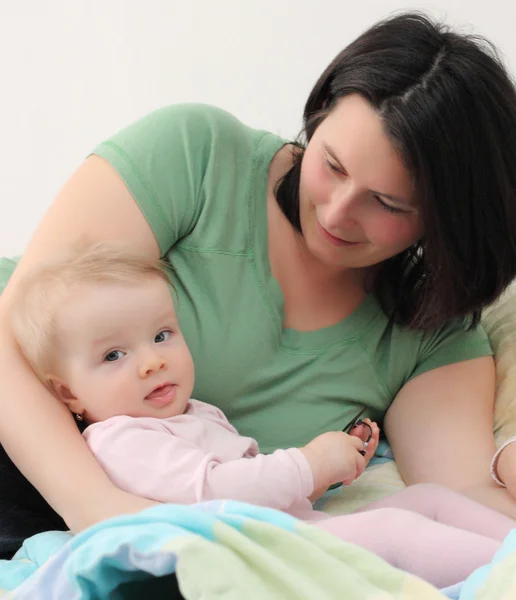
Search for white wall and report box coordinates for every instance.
[1,0,515,256]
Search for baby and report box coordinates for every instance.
[9,244,516,588]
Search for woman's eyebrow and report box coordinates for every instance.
[324,144,345,168]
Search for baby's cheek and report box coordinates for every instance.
[94,373,128,412]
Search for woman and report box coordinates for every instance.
[1,12,516,559]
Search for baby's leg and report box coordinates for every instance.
[355,483,516,542]
[313,508,500,588]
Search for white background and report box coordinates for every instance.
[1,0,515,256]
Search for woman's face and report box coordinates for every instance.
[299,94,422,273]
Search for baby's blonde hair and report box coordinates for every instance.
[9,244,172,385]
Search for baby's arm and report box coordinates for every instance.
[193,400,379,499]
[84,417,372,511]
[84,417,314,510]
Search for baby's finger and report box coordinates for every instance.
[353,420,374,445]
[373,428,381,449]
[363,431,379,461]
[363,418,380,437]
[350,423,369,443]
[349,423,362,436]
[369,420,379,433]
[348,434,365,452]
[365,420,379,440]
[366,439,378,460]
[363,440,376,461]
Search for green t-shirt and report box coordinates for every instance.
[0,104,493,453]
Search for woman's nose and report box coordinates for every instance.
[324,187,360,228]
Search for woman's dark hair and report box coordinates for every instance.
[276,12,516,330]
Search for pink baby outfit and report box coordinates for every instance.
[83,399,316,518]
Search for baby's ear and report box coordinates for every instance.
[46,376,82,413]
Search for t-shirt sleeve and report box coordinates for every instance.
[0,256,20,295]
[91,103,250,256]
[406,319,493,383]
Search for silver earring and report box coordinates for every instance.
[74,413,83,422]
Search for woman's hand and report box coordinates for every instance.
[496,442,516,501]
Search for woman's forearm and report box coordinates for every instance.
[0,307,155,531]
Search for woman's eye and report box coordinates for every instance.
[104,350,126,362]
[326,159,345,175]
[155,330,172,343]
[374,195,404,215]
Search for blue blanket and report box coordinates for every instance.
[2,441,514,599]
[446,529,516,599]
[2,500,444,600]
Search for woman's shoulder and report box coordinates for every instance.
[370,308,493,392]
[404,317,492,382]
[91,103,274,196]
[90,104,280,255]
[96,103,272,157]
[361,300,493,393]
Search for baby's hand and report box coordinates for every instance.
[301,431,366,501]
[349,418,380,468]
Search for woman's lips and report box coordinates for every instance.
[317,221,362,247]
[145,384,177,408]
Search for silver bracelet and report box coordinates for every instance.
[490,436,516,487]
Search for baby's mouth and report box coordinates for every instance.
[145,383,177,407]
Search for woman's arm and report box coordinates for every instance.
[0,156,160,531]
[384,356,516,518]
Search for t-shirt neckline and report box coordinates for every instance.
[250,131,380,352]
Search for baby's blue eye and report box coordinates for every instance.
[104,350,125,362]
[155,331,171,343]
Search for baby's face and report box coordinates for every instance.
[54,277,194,423]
